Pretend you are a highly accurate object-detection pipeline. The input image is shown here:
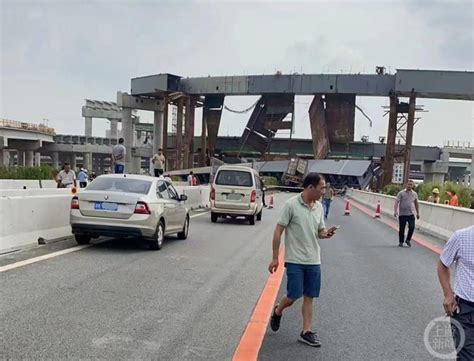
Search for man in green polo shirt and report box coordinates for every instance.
[268,172,337,347]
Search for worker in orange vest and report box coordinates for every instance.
[446,191,459,207]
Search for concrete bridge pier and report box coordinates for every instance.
[17,151,25,167]
[422,161,448,183]
[0,150,7,166]
[121,108,133,173]
[85,117,93,137]
[34,152,41,167]
[70,154,77,171]
[52,152,59,169]
[153,108,164,157]
[83,152,92,171]
[109,119,118,139]
[25,151,34,168]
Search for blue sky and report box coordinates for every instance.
[1,0,473,146]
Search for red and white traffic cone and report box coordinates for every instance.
[268,195,274,209]
[374,201,381,218]
[344,200,350,215]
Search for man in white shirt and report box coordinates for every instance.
[437,225,474,360]
[57,163,77,188]
[78,168,88,188]
[152,148,166,177]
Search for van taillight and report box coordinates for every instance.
[134,201,150,214]
[210,186,216,201]
[71,196,80,210]
[250,190,256,203]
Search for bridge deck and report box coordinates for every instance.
[132,70,474,100]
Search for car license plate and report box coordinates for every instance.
[94,202,118,211]
[227,193,242,201]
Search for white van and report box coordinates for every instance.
[210,165,264,225]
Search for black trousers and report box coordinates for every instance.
[398,215,415,244]
[452,297,474,360]
[154,168,164,177]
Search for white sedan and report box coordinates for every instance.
[70,174,189,250]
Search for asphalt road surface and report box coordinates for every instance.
[1,194,451,360]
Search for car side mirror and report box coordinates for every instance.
[180,194,188,202]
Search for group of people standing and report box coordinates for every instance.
[427,187,460,206]
[56,163,96,189]
[57,141,180,188]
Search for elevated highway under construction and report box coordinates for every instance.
[2,69,473,189]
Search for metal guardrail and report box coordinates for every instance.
[0,119,55,135]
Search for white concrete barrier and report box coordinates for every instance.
[0,179,42,190]
[0,185,210,253]
[40,180,59,188]
[0,179,59,190]
[0,189,70,197]
[349,189,474,240]
[0,194,73,253]
[179,185,210,210]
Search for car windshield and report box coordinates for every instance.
[215,170,253,187]
[86,177,151,194]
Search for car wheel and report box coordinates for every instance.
[150,221,164,250]
[75,234,91,245]
[211,212,218,223]
[248,214,256,225]
[177,216,189,240]
[257,209,262,221]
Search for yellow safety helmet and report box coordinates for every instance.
[432,188,440,194]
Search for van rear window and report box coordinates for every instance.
[215,170,253,187]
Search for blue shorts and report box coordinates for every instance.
[285,263,321,300]
[114,164,125,174]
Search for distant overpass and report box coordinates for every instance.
[38,134,445,179]
[442,143,474,185]
[44,134,443,161]
[0,119,55,167]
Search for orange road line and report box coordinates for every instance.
[232,250,285,361]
